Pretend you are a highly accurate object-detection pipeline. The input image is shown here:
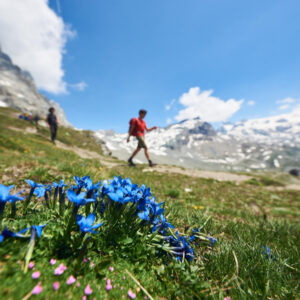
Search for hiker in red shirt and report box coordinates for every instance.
[127,109,157,167]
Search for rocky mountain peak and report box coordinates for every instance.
[0,48,70,127]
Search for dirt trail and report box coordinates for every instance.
[8,126,38,134]
[55,141,120,168]
[7,126,120,168]
[264,184,300,192]
[143,165,251,183]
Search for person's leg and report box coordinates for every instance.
[128,147,140,166]
[138,137,154,166]
[130,147,141,159]
[50,125,57,143]
[144,148,150,161]
[53,125,57,141]
[50,126,54,142]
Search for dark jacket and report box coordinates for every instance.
[47,113,57,126]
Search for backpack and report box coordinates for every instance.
[129,118,138,136]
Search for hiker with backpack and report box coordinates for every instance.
[46,107,58,144]
[127,109,157,167]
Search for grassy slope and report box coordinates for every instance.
[0,107,299,299]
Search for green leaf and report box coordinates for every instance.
[122,237,133,245]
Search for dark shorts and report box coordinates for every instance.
[137,136,147,149]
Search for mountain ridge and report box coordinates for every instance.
[95,111,300,172]
[0,49,70,127]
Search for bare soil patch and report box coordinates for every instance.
[55,141,120,168]
[143,165,251,183]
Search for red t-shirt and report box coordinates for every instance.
[130,118,147,136]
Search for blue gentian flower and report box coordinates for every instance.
[76,213,103,234]
[31,224,46,238]
[53,180,67,189]
[208,237,217,246]
[86,180,101,198]
[168,234,194,262]
[33,186,46,198]
[24,180,44,208]
[0,184,25,217]
[137,207,150,221]
[0,184,24,203]
[101,182,114,198]
[53,180,67,198]
[262,245,274,260]
[25,180,43,189]
[74,176,91,190]
[152,215,175,234]
[45,184,52,192]
[0,227,29,243]
[67,189,95,206]
[107,188,131,204]
[148,199,164,216]
[189,235,196,242]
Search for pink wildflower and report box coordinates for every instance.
[123,276,126,280]
[76,282,80,287]
[106,279,112,291]
[109,266,114,272]
[82,296,87,300]
[90,262,95,268]
[54,263,67,275]
[50,258,57,265]
[53,281,60,291]
[224,298,231,300]
[32,271,40,279]
[128,290,136,299]
[32,282,43,295]
[83,258,88,263]
[85,284,93,295]
[28,262,35,269]
[67,275,76,285]
[120,286,124,290]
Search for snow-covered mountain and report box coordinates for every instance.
[221,107,300,147]
[0,49,70,126]
[95,111,300,171]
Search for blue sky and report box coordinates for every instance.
[1,0,300,132]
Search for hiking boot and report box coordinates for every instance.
[149,160,156,167]
[128,158,136,167]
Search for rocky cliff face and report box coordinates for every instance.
[0,49,70,126]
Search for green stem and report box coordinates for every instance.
[64,204,79,239]
[24,229,36,273]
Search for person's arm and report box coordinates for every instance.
[127,123,136,142]
[56,115,60,126]
[146,126,157,132]
[46,115,50,128]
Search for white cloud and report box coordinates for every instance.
[279,104,290,110]
[69,81,88,92]
[0,0,75,94]
[166,118,172,124]
[276,97,295,104]
[165,99,176,111]
[174,87,243,122]
[247,100,255,106]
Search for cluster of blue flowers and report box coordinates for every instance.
[0,175,218,263]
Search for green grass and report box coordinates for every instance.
[0,107,299,299]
